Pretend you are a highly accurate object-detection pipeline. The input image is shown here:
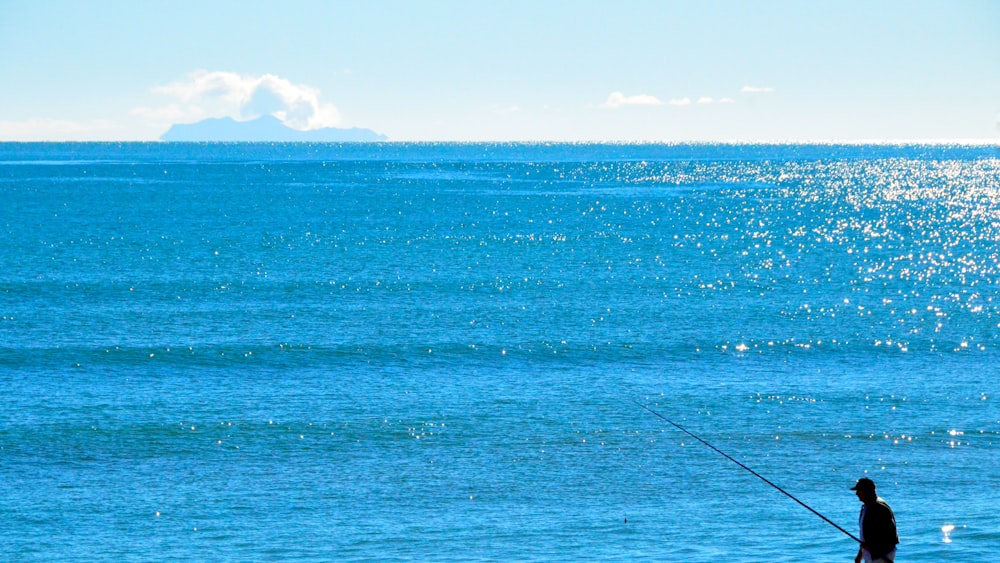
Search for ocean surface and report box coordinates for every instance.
[1,142,999,561]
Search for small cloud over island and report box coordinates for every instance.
[133,70,385,141]
[133,70,340,129]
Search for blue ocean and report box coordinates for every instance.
[1,142,998,561]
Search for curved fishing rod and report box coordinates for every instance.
[633,399,861,544]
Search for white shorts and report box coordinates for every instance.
[863,548,897,563]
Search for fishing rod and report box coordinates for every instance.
[633,399,861,544]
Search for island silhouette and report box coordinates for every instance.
[160,115,386,142]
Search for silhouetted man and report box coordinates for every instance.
[852,478,899,563]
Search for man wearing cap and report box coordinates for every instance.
[852,478,899,563]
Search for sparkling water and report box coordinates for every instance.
[2,142,998,561]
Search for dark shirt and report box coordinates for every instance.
[860,498,900,560]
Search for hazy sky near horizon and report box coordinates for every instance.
[1,0,998,142]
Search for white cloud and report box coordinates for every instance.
[133,70,341,130]
[603,92,664,108]
[603,92,704,108]
[741,85,775,94]
[602,90,749,110]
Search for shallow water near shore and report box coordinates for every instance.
[2,142,999,561]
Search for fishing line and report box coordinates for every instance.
[633,399,861,544]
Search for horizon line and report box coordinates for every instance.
[2,138,1000,146]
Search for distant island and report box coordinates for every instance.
[160,115,387,142]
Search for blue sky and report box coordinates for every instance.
[1,0,998,142]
